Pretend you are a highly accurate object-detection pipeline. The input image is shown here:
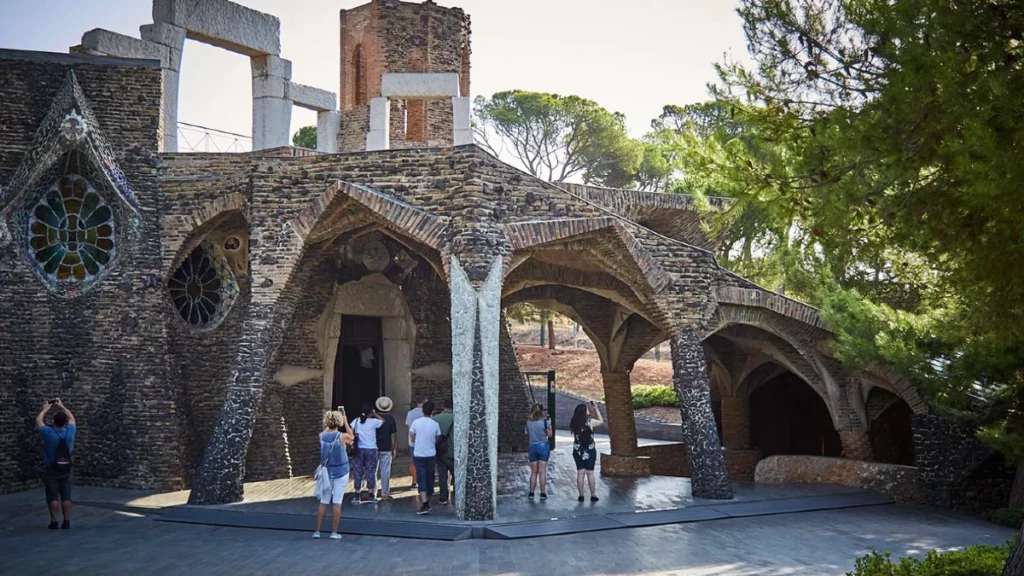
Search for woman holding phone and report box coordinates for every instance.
[570,401,602,502]
[314,409,355,539]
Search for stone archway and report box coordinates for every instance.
[314,273,416,447]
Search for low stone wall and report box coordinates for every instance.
[600,453,652,477]
[724,449,762,482]
[755,455,922,503]
[636,443,690,476]
[604,445,762,481]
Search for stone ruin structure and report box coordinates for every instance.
[0,0,1006,520]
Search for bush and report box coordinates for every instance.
[984,507,1024,529]
[631,385,678,409]
[847,545,1010,576]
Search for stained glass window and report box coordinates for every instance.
[27,174,115,283]
[168,241,238,329]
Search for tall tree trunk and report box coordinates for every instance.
[539,312,546,347]
[547,319,556,350]
[1003,525,1024,576]
[1010,461,1024,508]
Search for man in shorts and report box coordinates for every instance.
[405,397,426,488]
[36,398,76,530]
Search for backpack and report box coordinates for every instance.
[435,419,453,460]
[52,430,72,476]
[313,435,339,500]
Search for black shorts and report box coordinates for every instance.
[573,448,597,471]
[41,469,72,502]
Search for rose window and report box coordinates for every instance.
[168,241,238,328]
[28,174,115,283]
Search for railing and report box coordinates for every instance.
[176,122,252,153]
[523,370,556,449]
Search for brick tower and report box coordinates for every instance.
[339,0,471,151]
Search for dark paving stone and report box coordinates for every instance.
[708,491,893,518]
[483,515,625,539]
[608,506,728,527]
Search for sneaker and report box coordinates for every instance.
[577,495,584,503]
[330,533,342,540]
[417,503,430,515]
[438,499,449,505]
[312,531,321,538]
[528,492,535,499]
[48,520,58,530]
[376,490,383,499]
[590,496,600,503]
[61,519,70,530]
[540,493,548,500]
[382,494,393,501]
[359,490,370,503]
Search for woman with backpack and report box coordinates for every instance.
[350,403,384,504]
[314,410,354,539]
[524,403,552,500]
[570,401,603,503]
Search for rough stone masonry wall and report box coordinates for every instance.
[0,52,181,492]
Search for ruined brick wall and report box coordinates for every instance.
[338,106,370,153]
[340,0,471,151]
[403,260,453,408]
[498,313,531,452]
[0,52,181,492]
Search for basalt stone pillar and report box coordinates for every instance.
[670,330,733,500]
[601,371,638,456]
[450,256,501,520]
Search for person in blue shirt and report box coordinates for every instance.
[314,409,354,540]
[35,398,76,530]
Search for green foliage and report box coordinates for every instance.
[473,90,642,185]
[292,125,317,149]
[984,508,1024,530]
[846,545,1010,576]
[505,303,541,323]
[631,385,679,409]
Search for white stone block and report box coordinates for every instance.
[368,96,390,131]
[289,82,336,112]
[253,76,287,99]
[140,22,186,50]
[251,55,291,79]
[252,96,292,150]
[316,110,340,153]
[80,28,171,66]
[380,73,461,98]
[452,96,471,130]
[153,0,281,56]
[454,129,474,146]
[161,68,180,152]
[366,130,389,152]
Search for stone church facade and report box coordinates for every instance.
[0,0,990,521]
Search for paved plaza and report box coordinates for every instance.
[0,489,1012,576]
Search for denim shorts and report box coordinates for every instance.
[528,441,551,463]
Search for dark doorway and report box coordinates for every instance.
[867,388,915,465]
[750,372,841,457]
[332,315,384,420]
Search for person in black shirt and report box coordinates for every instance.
[373,397,398,500]
[570,401,603,502]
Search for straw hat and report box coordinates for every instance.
[375,396,394,412]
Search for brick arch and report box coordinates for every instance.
[860,369,928,415]
[162,190,249,279]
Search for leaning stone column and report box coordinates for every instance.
[839,428,873,461]
[670,330,733,499]
[449,256,502,520]
[601,371,638,456]
[720,395,751,450]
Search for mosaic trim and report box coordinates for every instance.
[168,240,239,331]
[0,70,140,220]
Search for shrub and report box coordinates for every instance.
[983,507,1024,529]
[847,545,1010,576]
[631,385,678,409]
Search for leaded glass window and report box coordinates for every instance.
[27,174,115,283]
[168,241,238,329]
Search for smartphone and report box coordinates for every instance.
[337,406,346,417]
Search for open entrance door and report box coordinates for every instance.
[332,315,384,420]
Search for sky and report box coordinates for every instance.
[0,0,751,148]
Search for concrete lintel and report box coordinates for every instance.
[317,110,340,153]
[153,0,281,57]
[289,82,336,112]
[79,29,171,68]
[253,75,288,99]
[251,54,291,79]
[140,22,186,50]
[381,72,461,98]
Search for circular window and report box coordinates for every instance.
[223,236,241,251]
[28,175,115,284]
[168,241,238,329]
